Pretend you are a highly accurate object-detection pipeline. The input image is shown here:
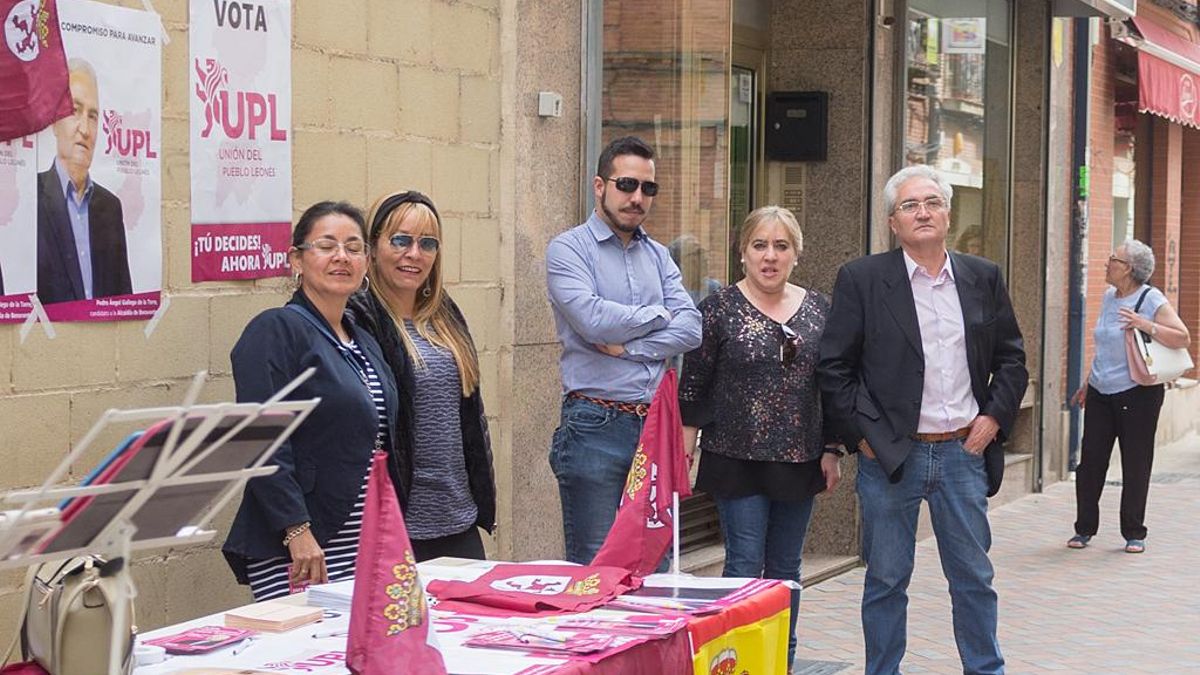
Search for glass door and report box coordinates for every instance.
[728,64,757,283]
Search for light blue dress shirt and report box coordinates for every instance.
[546,212,702,403]
[54,158,95,299]
[1089,284,1167,395]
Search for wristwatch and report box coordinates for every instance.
[823,446,846,458]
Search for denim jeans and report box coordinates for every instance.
[715,493,815,669]
[857,440,1003,675]
[549,397,646,564]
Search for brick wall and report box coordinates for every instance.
[1147,118,1183,303]
[1181,128,1200,374]
[0,0,506,633]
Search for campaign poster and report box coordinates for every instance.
[189,0,291,281]
[30,0,162,322]
[0,133,36,323]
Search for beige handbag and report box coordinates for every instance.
[18,557,135,675]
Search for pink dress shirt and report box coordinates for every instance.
[903,251,979,433]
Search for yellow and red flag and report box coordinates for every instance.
[591,369,692,575]
[346,452,447,675]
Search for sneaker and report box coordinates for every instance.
[1066,534,1091,549]
[1124,539,1145,553]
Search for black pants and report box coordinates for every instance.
[1074,384,1164,540]
[411,526,487,563]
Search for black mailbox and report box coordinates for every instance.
[765,91,828,162]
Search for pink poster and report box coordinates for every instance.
[189,0,292,281]
[0,133,36,322]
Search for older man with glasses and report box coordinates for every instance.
[544,135,701,565]
[818,165,1028,675]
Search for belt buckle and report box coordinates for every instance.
[633,403,649,417]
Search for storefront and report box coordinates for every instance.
[564,0,1061,567]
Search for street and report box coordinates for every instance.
[795,431,1200,674]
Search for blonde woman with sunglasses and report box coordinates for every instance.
[347,190,496,561]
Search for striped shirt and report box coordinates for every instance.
[246,339,388,601]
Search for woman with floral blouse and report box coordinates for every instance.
[679,205,842,671]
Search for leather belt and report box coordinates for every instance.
[911,426,972,442]
[566,391,650,417]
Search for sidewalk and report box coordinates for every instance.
[794,435,1200,673]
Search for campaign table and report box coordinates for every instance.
[133,558,791,675]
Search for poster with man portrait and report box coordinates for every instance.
[29,0,162,322]
[188,0,292,281]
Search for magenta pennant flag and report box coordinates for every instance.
[0,0,72,141]
[591,369,692,575]
[346,452,447,675]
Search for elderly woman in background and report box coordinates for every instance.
[223,201,400,600]
[1068,238,1190,554]
[679,205,842,669]
[348,190,496,562]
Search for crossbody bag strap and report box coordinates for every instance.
[286,302,343,348]
[1131,286,1155,355]
[1132,286,1152,313]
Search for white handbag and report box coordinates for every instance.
[1129,326,1194,385]
[1126,287,1194,385]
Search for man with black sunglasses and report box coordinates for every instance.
[545,135,701,565]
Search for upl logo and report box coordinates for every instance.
[103,110,158,159]
[194,57,287,142]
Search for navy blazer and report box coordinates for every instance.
[817,249,1028,497]
[36,168,133,303]
[222,291,401,583]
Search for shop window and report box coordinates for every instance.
[593,0,732,301]
[901,0,1012,270]
[587,1,733,558]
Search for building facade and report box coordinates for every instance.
[2,0,1198,632]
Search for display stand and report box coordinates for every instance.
[0,369,320,675]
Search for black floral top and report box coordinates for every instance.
[679,284,831,464]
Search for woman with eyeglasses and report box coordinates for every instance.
[1067,238,1190,554]
[678,205,842,669]
[347,190,496,562]
[223,201,402,601]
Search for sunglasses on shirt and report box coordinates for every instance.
[388,233,440,254]
[780,323,801,366]
[606,176,660,197]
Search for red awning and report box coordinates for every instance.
[1130,17,1200,129]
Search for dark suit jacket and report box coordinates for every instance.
[37,167,132,303]
[817,249,1028,497]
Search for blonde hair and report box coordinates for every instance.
[738,205,804,255]
[365,193,481,397]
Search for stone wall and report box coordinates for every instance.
[0,0,509,633]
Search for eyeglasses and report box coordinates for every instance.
[1108,254,1129,265]
[780,323,801,366]
[296,239,369,257]
[388,234,440,254]
[894,197,947,215]
[606,177,660,197]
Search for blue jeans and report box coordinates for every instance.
[549,397,646,564]
[858,440,1003,675]
[715,493,815,669]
